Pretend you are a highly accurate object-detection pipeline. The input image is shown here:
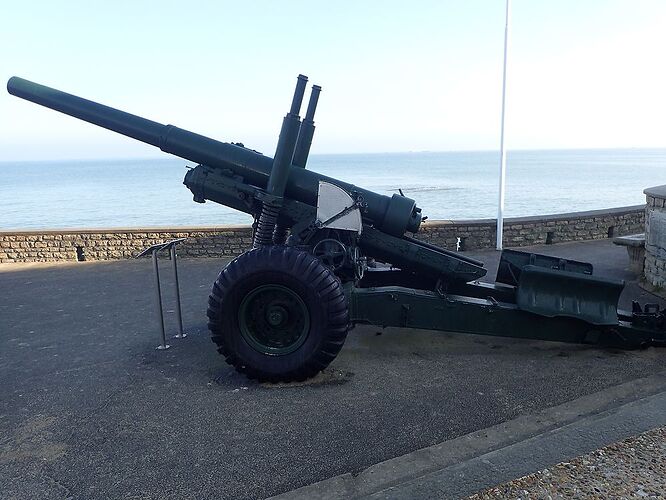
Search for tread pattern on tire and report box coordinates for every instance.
[207,246,350,382]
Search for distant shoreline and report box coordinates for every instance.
[2,146,666,165]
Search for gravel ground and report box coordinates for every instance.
[468,426,666,499]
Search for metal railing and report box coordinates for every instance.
[136,238,188,350]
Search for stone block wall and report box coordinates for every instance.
[0,227,253,263]
[644,187,666,288]
[415,205,644,251]
[0,205,645,264]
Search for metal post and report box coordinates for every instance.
[152,249,170,350]
[170,244,187,339]
[496,0,511,251]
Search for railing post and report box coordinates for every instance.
[137,242,170,350]
[169,241,188,339]
[151,247,170,350]
[137,238,187,349]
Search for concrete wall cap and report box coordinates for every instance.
[613,234,645,247]
[644,185,666,199]
[0,225,253,236]
[419,205,643,228]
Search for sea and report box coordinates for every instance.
[1,148,665,230]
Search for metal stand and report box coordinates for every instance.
[151,247,170,350]
[166,240,188,339]
[137,238,188,350]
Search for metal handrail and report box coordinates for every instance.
[136,238,188,350]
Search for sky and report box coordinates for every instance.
[2,0,666,160]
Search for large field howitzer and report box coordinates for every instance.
[8,75,666,382]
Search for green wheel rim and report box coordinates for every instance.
[238,284,310,355]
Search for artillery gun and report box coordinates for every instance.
[8,75,666,382]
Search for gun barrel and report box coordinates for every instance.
[7,76,422,236]
[8,77,166,148]
[7,76,262,172]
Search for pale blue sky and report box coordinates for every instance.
[2,0,666,160]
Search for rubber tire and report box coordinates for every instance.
[207,246,350,382]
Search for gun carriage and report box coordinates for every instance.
[8,75,666,382]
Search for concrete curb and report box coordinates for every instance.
[270,369,666,500]
[370,392,666,499]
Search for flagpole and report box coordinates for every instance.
[496,0,510,250]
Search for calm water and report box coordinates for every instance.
[1,149,665,230]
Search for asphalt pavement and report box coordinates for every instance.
[1,239,665,499]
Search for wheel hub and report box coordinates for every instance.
[266,305,288,326]
[239,284,310,355]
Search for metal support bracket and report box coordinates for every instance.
[315,181,362,234]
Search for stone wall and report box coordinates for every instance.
[0,205,645,264]
[644,187,666,288]
[0,227,253,263]
[416,205,644,251]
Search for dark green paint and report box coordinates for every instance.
[239,284,310,355]
[7,74,666,353]
[7,76,421,236]
[348,285,666,349]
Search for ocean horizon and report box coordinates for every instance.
[1,148,665,230]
